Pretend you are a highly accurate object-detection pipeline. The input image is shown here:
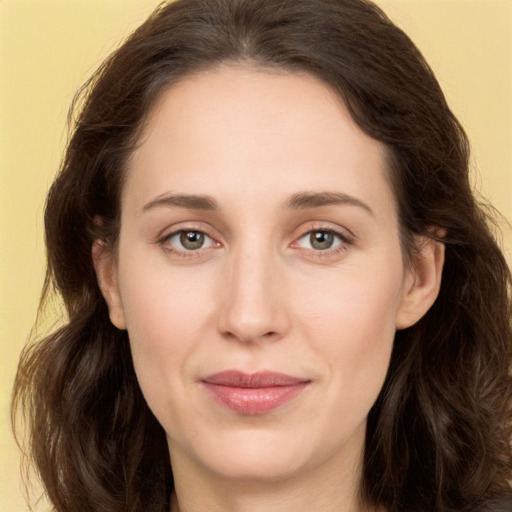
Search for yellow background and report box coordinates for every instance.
[1,1,510,510]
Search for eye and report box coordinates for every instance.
[296,229,345,251]
[164,230,215,251]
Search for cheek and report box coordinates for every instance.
[116,256,217,406]
[295,262,403,405]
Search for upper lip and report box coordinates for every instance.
[202,370,309,388]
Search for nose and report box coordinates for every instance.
[217,246,290,344]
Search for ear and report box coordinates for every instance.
[396,235,445,330]
[92,239,127,330]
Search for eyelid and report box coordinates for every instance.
[157,224,222,256]
[291,222,354,243]
[166,230,215,250]
[296,229,344,249]
[289,223,355,258]
[155,221,354,259]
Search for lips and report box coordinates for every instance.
[202,370,310,415]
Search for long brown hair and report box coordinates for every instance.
[12,1,512,511]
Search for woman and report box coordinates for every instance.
[12,0,512,511]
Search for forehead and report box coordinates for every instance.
[124,65,395,220]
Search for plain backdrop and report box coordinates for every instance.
[1,1,511,510]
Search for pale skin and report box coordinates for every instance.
[93,65,445,512]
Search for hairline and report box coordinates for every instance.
[110,59,414,265]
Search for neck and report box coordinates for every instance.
[168,437,377,512]
[170,489,377,512]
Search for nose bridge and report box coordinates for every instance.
[218,235,287,343]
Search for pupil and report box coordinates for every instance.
[180,231,204,250]
[310,231,333,250]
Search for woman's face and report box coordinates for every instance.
[96,66,439,486]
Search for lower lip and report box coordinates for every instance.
[203,382,309,415]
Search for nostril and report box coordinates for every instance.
[217,273,290,343]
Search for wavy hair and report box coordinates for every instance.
[12,0,512,511]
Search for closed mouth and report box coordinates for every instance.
[202,370,310,415]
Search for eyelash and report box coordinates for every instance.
[158,226,219,258]
[158,225,353,259]
[293,227,353,259]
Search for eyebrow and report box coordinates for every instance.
[284,191,374,216]
[142,190,374,216]
[142,193,219,213]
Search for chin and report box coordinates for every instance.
[205,451,308,483]
[180,422,360,485]
[175,425,319,483]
